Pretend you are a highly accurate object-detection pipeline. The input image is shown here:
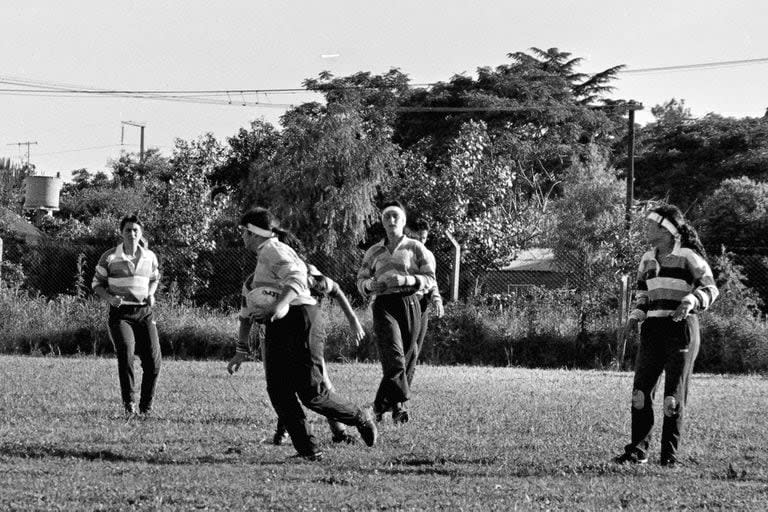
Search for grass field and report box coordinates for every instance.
[0,355,766,511]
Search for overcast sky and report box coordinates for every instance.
[1,0,766,179]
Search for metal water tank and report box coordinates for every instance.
[24,175,63,210]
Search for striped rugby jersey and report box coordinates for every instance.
[239,237,315,317]
[415,246,443,305]
[92,243,160,304]
[630,242,719,320]
[237,265,340,354]
[357,236,436,297]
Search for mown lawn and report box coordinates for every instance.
[0,355,766,511]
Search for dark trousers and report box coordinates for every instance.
[108,305,161,411]
[406,295,431,387]
[372,293,422,412]
[264,304,363,456]
[626,316,700,460]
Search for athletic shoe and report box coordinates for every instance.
[660,456,679,468]
[356,408,378,447]
[272,426,290,446]
[392,404,409,424]
[373,403,387,423]
[124,402,138,418]
[331,432,357,444]
[614,451,648,465]
[291,450,324,462]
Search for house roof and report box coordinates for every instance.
[500,248,560,272]
[0,206,44,242]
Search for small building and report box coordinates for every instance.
[483,248,569,293]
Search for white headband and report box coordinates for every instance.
[244,223,275,238]
[382,205,406,218]
[647,212,679,237]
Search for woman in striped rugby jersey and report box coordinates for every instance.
[615,205,719,467]
[228,208,376,461]
[357,201,436,424]
[92,215,161,418]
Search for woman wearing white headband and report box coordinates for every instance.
[230,207,377,461]
[357,200,437,424]
[615,204,719,467]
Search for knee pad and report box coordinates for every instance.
[631,389,645,409]
[663,396,679,417]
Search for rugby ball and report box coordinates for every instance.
[245,286,282,320]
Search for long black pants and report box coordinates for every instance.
[264,304,364,456]
[372,293,422,413]
[108,304,161,411]
[626,316,700,461]
[406,295,431,387]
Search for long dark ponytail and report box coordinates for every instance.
[239,207,306,257]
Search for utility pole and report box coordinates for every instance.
[6,141,38,168]
[121,121,146,163]
[625,102,644,229]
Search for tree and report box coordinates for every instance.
[546,149,646,331]
[633,111,768,210]
[145,135,228,300]
[245,96,400,254]
[697,177,768,251]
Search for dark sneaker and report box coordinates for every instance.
[373,403,387,423]
[660,456,679,468]
[272,425,290,446]
[356,408,378,447]
[291,450,324,462]
[614,451,648,465]
[139,405,152,417]
[124,402,138,418]
[332,432,357,444]
[392,404,409,424]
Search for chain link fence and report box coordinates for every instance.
[3,235,768,316]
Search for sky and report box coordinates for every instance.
[1,1,766,180]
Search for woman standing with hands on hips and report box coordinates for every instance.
[357,201,436,424]
[615,205,718,467]
[232,207,377,461]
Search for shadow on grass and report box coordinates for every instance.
[0,442,292,466]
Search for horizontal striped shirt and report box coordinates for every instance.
[357,236,436,297]
[237,264,339,354]
[631,243,719,320]
[416,246,443,305]
[246,237,315,311]
[91,243,160,304]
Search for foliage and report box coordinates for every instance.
[710,246,764,317]
[633,110,768,210]
[247,95,400,254]
[697,177,768,251]
[211,119,281,203]
[546,150,648,331]
[146,135,228,300]
[0,159,29,210]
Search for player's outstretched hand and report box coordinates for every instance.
[227,352,248,375]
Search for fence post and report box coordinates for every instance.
[445,231,460,302]
[617,273,630,369]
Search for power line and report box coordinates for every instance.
[621,56,768,74]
